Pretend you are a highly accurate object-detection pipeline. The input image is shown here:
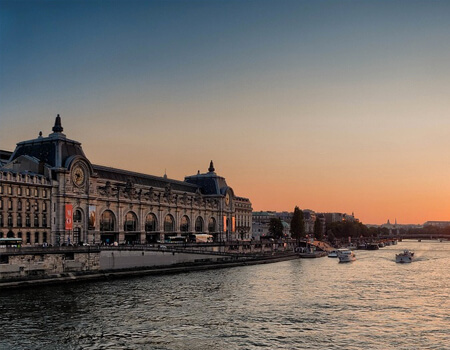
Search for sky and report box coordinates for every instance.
[1,0,450,225]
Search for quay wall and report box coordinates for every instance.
[0,242,299,287]
[99,249,227,270]
[0,247,100,280]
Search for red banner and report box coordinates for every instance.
[65,204,73,230]
[232,217,236,232]
[223,216,227,232]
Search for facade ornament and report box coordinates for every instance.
[208,160,215,173]
[123,179,136,199]
[52,114,64,133]
[99,181,114,197]
[144,187,154,201]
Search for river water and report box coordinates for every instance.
[1,240,449,350]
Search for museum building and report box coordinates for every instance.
[0,116,252,245]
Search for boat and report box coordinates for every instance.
[337,249,356,263]
[328,250,338,258]
[396,250,414,263]
[367,243,379,250]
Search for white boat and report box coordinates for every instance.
[396,250,414,263]
[328,250,338,258]
[337,249,356,263]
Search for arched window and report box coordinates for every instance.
[208,217,216,233]
[8,213,13,227]
[100,210,115,232]
[124,212,138,231]
[7,230,14,238]
[74,209,82,223]
[17,213,22,227]
[195,216,204,233]
[164,215,174,232]
[145,213,157,232]
[180,215,190,232]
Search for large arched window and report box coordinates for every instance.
[100,210,115,231]
[180,215,190,232]
[124,212,138,231]
[145,213,157,232]
[74,209,83,223]
[195,216,204,233]
[164,215,174,232]
[208,217,216,233]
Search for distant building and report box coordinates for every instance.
[321,212,357,224]
[423,221,450,228]
[302,209,316,234]
[251,211,290,240]
[380,219,399,235]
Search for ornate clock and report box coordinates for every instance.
[225,193,230,206]
[72,164,86,187]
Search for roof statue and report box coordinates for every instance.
[52,114,64,133]
[208,160,215,173]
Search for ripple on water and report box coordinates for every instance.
[1,241,450,349]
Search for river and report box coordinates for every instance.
[1,240,449,349]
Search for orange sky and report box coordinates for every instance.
[2,1,450,225]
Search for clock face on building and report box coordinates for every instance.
[225,193,230,206]
[72,165,86,187]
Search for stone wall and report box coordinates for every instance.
[0,250,100,280]
[99,249,222,270]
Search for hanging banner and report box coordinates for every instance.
[232,217,236,232]
[89,205,96,230]
[65,204,73,230]
[223,216,227,232]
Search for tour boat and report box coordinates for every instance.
[396,250,414,263]
[327,250,338,258]
[367,243,380,250]
[337,249,356,263]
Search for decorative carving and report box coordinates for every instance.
[195,189,203,207]
[98,181,115,197]
[144,187,154,201]
[163,184,177,204]
[182,192,188,206]
[123,179,139,199]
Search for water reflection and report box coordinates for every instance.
[1,241,450,349]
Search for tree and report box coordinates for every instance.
[314,217,323,241]
[268,218,284,239]
[290,206,305,240]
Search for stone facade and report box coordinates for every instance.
[0,116,252,246]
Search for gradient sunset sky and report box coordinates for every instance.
[1,0,450,224]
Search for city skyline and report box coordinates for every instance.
[2,0,450,225]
